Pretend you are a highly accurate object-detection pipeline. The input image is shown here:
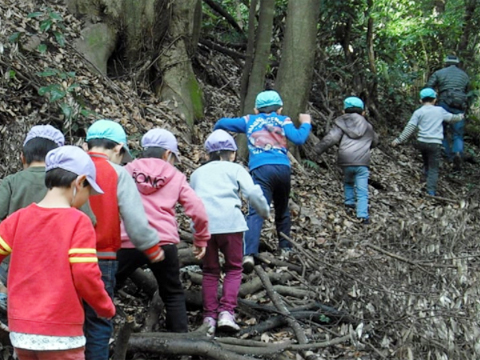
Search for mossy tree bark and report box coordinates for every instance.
[236,0,275,163]
[155,0,204,138]
[276,0,320,157]
[65,0,203,137]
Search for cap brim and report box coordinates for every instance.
[173,152,181,164]
[87,176,104,195]
[122,146,133,163]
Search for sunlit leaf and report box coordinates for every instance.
[27,12,43,18]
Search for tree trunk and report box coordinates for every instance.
[276,0,320,157]
[155,0,204,138]
[65,0,203,138]
[236,0,275,163]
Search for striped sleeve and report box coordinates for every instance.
[68,247,98,264]
[0,235,12,257]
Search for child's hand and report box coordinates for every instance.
[149,248,165,263]
[391,139,399,147]
[299,113,312,124]
[193,246,206,260]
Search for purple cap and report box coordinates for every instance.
[45,146,103,195]
[24,125,65,147]
[205,130,237,153]
[141,129,181,162]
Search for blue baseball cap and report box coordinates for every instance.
[255,91,283,109]
[205,130,237,153]
[46,145,103,195]
[24,125,65,147]
[344,97,364,110]
[420,88,437,99]
[86,119,132,161]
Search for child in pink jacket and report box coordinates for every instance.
[116,129,210,332]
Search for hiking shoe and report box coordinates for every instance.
[358,217,370,225]
[203,317,216,336]
[453,152,462,172]
[279,247,293,260]
[217,311,240,332]
[242,255,254,274]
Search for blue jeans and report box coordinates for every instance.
[244,165,291,255]
[84,260,118,360]
[343,166,369,219]
[438,101,465,159]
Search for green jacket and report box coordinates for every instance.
[0,166,96,224]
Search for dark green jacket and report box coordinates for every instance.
[0,166,96,224]
[426,65,470,102]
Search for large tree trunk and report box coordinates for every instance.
[236,0,275,163]
[65,0,203,137]
[155,0,204,138]
[276,0,320,157]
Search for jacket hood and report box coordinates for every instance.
[125,158,176,195]
[335,113,368,139]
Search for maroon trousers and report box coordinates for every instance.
[202,232,243,319]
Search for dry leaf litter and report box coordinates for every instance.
[1,1,480,359]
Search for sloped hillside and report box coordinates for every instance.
[1,1,480,359]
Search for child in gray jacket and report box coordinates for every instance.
[315,97,378,224]
[392,88,463,196]
[190,130,269,334]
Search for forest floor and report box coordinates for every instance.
[1,1,480,359]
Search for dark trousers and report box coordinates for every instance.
[84,260,117,360]
[116,245,188,332]
[415,141,441,195]
[244,164,292,255]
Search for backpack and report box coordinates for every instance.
[444,88,467,110]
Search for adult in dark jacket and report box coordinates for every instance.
[315,97,378,224]
[426,55,470,169]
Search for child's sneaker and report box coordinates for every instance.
[217,311,240,332]
[203,317,216,336]
[242,255,254,274]
[279,247,293,260]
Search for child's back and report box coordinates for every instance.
[121,156,210,247]
[191,161,269,232]
[409,104,454,144]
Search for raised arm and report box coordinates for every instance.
[214,116,249,133]
[283,114,312,145]
[315,125,343,155]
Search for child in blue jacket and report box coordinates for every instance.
[214,90,311,272]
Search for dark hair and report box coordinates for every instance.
[257,105,282,114]
[141,147,167,159]
[22,138,58,165]
[345,107,364,115]
[87,138,126,155]
[208,150,235,162]
[421,97,436,103]
[45,168,90,190]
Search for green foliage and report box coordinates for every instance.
[27,7,66,48]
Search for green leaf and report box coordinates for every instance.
[53,31,65,47]
[8,70,16,79]
[59,103,72,119]
[48,11,62,21]
[66,72,76,78]
[49,86,66,102]
[8,32,22,43]
[37,43,47,53]
[36,68,57,77]
[27,11,43,18]
[39,19,52,32]
[80,108,95,117]
[67,83,80,92]
[38,86,51,96]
